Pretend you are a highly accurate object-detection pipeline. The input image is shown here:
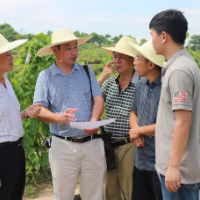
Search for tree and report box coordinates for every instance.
[74,30,81,37]
[139,38,147,45]
[112,34,123,44]
[90,33,105,47]
[188,35,200,51]
[0,23,19,41]
[46,30,53,36]
[105,34,111,41]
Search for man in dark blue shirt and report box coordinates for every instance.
[129,40,165,200]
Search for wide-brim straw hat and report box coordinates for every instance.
[101,36,137,58]
[0,34,27,55]
[37,28,93,56]
[129,40,165,67]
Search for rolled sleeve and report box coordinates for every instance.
[169,70,193,111]
[88,66,102,98]
[33,71,49,108]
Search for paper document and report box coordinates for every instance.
[70,119,115,129]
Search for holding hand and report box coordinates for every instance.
[26,103,42,118]
[132,136,145,147]
[129,123,141,141]
[58,108,78,124]
[83,127,99,135]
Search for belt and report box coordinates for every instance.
[0,137,24,148]
[112,137,131,148]
[52,134,102,143]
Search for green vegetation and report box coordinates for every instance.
[1,23,200,197]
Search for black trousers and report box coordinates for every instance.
[132,166,163,200]
[0,145,25,200]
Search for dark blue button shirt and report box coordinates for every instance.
[131,75,161,171]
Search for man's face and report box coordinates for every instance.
[55,40,78,66]
[134,53,150,77]
[150,29,163,55]
[0,51,14,73]
[113,52,134,74]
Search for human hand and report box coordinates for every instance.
[58,108,78,124]
[0,179,2,188]
[165,166,181,192]
[83,127,99,135]
[101,61,115,79]
[132,136,145,147]
[26,103,42,118]
[129,123,141,141]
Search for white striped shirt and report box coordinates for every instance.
[0,78,23,143]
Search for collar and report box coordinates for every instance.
[51,62,80,76]
[163,49,188,72]
[115,70,139,85]
[146,75,162,87]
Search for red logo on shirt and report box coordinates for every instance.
[174,91,187,102]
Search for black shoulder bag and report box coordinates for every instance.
[83,65,116,170]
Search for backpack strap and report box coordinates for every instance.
[83,65,94,105]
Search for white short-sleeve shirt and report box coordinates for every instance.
[0,78,23,143]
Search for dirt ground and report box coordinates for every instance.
[23,186,80,200]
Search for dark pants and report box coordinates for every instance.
[132,166,163,200]
[0,144,25,200]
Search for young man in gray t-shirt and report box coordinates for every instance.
[149,9,200,200]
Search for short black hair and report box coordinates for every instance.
[145,58,162,72]
[55,45,61,50]
[149,9,188,45]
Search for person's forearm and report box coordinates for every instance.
[129,111,138,128]
[20,109,28,120]
[98,75,108,87]
[139,124,156,136]
[168,120,190,167]
[37,107,60,123]
[90,95,104,121]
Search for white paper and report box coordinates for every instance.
[70,119,115,130]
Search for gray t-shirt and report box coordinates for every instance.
[156,49,200,184]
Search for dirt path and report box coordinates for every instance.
[23,187,80,200]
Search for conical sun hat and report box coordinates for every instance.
[101,36,137,58]
[129,40,165,67]
[0,34,27,55]
[37,28,93,56]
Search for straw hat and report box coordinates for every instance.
[0,34,27,55]
[129,40,165,67]
[37,28,93,56]
[101,36,137,58]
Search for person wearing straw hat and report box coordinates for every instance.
[128,40,164,200]
[33,28,106,200]
[98,36,140,200]
[149,9,200,200]
[0,34,42,200]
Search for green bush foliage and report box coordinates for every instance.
[9,33,54,183]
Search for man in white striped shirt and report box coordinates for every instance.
[0,34,41,200]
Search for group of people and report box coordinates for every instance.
[0,8,200,200]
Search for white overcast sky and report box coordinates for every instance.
[0,0,199,42]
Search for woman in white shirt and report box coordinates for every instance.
[0,34,41,200]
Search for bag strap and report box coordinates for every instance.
[83,65,106,135]
[83,65,94,105]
